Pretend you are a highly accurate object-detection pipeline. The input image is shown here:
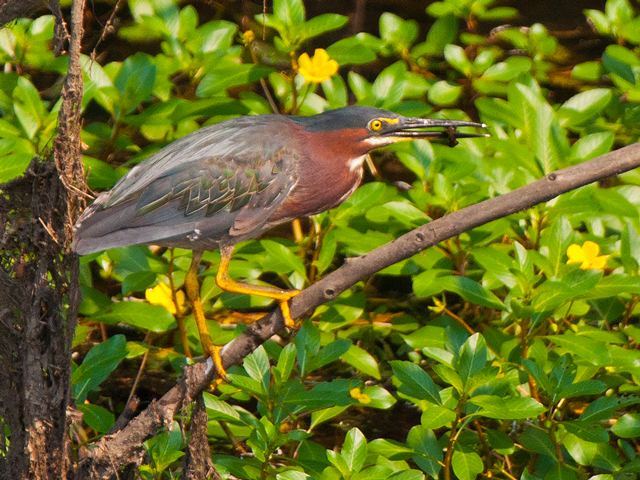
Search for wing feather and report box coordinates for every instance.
[73,117,301,253]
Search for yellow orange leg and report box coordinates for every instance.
[185,250,226,381]
[217,245,300,328]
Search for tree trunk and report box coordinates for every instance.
[0,160,78,478]
[0,0,86,476]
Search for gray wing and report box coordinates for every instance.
[73,117,300,254]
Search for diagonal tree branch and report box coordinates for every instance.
[77,142,640,478]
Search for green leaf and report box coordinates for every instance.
[114,53,156,115]
[77,403,115,433]
[280,380,352,414]
[584,9,611,35]
[261,239,307,278]
[13,76,45,140]
[372,61,407,107]
[310,406,349,430]
[203,393,243,423]
[417,15,458,57]
[621,222,640,274]
[121,271,156,295]
[315,228,337,275]
[274,343,296,384]
[0,140,33,182]
[602,45,638,84]
[421,403,456,429]
[563,420,609,443]
[322,74,348,108]
[365,201,428,227]
[307,339,351,372]
[300,14,347,40]
[328,37,377,66]
[444,44,472,76]
[611,413,640,438]
[295,321,320,376]
[519,427,557,459]
[83,156,124,190]
[145,427,184,472]
[368,438,414,459]
[557,380,607,400]
[469,395,546,419]
[273,0,305,27]
[547,333,611,366]
[451,450,483,480]
[243,346,270,391]
[533,270,602,313]
[341,344,381,379]
[438,276,504,310]
[586,274,640,299]
[277,471,310,480]
[562,432,621,471]
[558,88,612,126]
[362,385,397,410]
[390,361,441,405]
[481,57,532,82]
[93,301,176,333]
[579,396,640,424]
[379,12,419,50]
[486,429,515,455]
[407,426,441,477]
[572,61,603,82]
[427,80,463,106]
[72,334,127,402]
[197,20,238,52]
[569,132,614,162]
[341,428,367,473]
[457,333,488,390]
[79,286,112,316]
[197,64,273,97]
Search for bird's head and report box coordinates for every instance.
[294,106,488,156]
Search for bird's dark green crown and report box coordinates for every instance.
[293,106,400,133]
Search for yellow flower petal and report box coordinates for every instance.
[581,240,601,260]
[242,30,255,45]
[298,52,312,70]
[349,387,371,404]
[297,48,339,84]
[589,255,609,270]
[146,282,181,315]
[429,297,446,314]
[567,241,608,270]
[566,243,586,265]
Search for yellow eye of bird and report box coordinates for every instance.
[370,119,383,131]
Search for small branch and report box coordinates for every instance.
[78,143,640,477]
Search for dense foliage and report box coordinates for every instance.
[1,0,640,478]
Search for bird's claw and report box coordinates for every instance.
[279,291,300,329]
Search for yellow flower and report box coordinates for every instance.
[349,387,371,404]
[145,282,186,315]
[297,48,339,84]
[429,297,447,314]
[566,241,609,270]
[242,30,255,46]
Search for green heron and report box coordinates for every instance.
[73,106,486,376]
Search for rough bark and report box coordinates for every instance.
[78,142,640,477]
[0,0,86,477]
[183,395,218,480]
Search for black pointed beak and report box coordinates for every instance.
[385,117,489,146]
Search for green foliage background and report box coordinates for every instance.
[2,0,640,478]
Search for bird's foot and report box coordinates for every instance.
[279,290,300,329]
[208,344,227,388]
